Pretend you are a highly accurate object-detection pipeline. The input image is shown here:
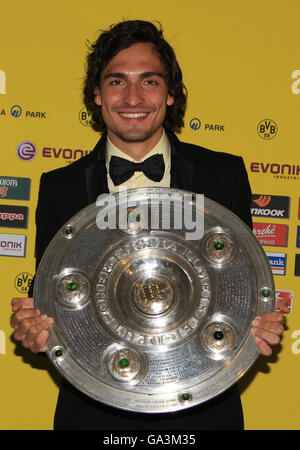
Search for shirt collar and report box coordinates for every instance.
[105,129,170,168]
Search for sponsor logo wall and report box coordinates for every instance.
[0,0,299,431]
[0,233,26,257]
[253,222,288,247]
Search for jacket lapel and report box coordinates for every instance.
[84,133,109,204]
[167,131,195,191]
[84,130,196,205]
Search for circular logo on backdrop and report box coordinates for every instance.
[257,119,278,140]
[10,105,22,118]
[14,272,33,294]
[190,118,201,131]
[78,107,92,127]
[16,141,37,161]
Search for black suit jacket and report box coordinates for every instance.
[32,130,252,430]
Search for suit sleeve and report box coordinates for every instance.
[229,157,253,230]
[28,173,60,298]
[34,173,61,269]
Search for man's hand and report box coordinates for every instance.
[11,297,53,353]
[251,298,290,356]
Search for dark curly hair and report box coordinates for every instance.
[83,20,187,133]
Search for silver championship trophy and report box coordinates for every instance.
[34,188,274,413]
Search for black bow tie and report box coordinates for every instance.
[109,154,165,186]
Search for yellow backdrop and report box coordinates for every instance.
[1,0,299,430]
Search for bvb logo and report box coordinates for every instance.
[257,119,278,140]
[14,272,33,294]
[79,107,92,127]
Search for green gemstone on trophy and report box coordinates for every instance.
[67,282,77,291]
[262,289,271,297]
[65,226,73,235]
[181,393,190,401]
[214,240,224,250]
[55,349,63,357]
[119,358,130,368]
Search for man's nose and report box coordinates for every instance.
[123,83,144,106]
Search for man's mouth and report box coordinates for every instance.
[119,112,149,119]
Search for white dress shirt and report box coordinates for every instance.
[106,129,171,193]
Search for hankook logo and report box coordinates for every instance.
[251,194,290,218]
[252,195,271,207]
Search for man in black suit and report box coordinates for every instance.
[11,20,288,430]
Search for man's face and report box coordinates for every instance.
[94,42,174,151]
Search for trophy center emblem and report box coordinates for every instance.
[132,276,174,315]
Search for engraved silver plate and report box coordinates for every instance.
[34,187,274,413]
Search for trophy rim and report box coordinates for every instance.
[34,188,274,413]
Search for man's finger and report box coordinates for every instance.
[259,311,284,323]
[275,298,290,314]
[254,318,284,336]
[254,335,272,356]
[13,315,53,342]
[22,321,52,350]
[31,329,49,353]
[10,308,40,329]
[252,326,281,346]
[11,297,34,312]
[13,315,52,339]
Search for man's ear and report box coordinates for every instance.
[167,94,175,106]
[94,86,102,106]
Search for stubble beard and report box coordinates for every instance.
[111,127,158,144]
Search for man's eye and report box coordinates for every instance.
[110,80,123,85]
[144,80,158,85]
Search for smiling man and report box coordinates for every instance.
[11,20,288,430]
[94,42,175,158]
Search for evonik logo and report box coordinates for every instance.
[0,233,26,257]
[251,162,300,180]
[42,147,91,162]
[16,141,37,161]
